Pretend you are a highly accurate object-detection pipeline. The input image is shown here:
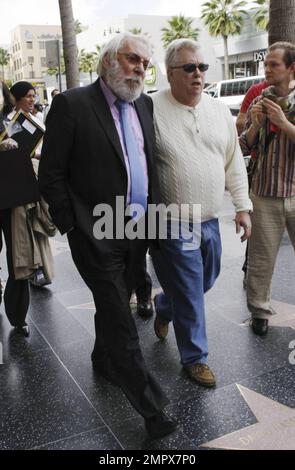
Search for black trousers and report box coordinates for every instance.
[134,250,152,301]
[0,209,30,326]
[68,230,168,418]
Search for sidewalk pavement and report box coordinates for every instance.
[0,193,294,450]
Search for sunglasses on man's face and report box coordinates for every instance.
[170,63,209,73]
[117,52,151,70]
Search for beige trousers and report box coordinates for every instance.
[247,193,295,319]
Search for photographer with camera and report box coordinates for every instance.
[240,42,295,336]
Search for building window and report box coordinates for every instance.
[228,61,257,79]
[28,56,34,64]
[39,41,45,49]
[29,71,35,79]
[40,57,47,67]
[26,41,33,49]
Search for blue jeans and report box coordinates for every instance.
[151,218,221,365]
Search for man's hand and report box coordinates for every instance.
[0,138,18,151]
[261,97,288,129]
[235,211,252,242]
[250,102,266,130]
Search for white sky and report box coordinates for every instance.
[0,0,205,44]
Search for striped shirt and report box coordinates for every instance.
[239,96,295,198]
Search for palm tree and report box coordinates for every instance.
[129,27,142,35]
[0,47,10,80]
[46,55,65,86]
[74,19,83,34]
[79,49,99,83]
[268,0,295,45]
[161,14,200,49]
[252,0,269,31]
[201,0,247,79]
[58,0,80,89]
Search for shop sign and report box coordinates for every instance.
[253,50,267,62]
[145,65,156,85]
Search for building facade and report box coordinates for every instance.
[213,16,267,79]
[10,24,62,100]
[76,14,221,90]
[76,13,267,89]
[5,14,268,97]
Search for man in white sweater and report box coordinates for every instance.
[151,39,252,387]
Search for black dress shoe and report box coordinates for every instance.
[145,411,177,439]
[137,300,154,318]
[251,318,269,336]
[14,325,30,337]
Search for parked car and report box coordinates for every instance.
[204,75,265,115]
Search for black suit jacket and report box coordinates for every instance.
[0,114,40,210]
[38,79,155,275]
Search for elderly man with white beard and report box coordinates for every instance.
[39,33,177,439]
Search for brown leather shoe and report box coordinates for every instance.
[184,363,216,387]
[154,315,169,340]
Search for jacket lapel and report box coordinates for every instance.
[89,82,153,179]
[89,80,125,166]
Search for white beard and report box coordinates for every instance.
[105,60,144,102]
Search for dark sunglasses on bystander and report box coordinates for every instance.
[170,63,209,73]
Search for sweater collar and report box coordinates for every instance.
[166,88,203,111]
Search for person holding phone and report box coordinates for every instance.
[240,42,295,336]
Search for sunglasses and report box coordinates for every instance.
[170,63,209,73]
[117,52,151,71]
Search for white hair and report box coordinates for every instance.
[97,32,152,76]
[165,38,201,70]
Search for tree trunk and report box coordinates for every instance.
[58,0,80,89]
[223,36,229,80]
[269,0,295,45]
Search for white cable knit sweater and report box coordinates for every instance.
[152,89,252,222]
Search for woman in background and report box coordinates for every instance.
[0,81,30,336]
[9,82,55,290]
